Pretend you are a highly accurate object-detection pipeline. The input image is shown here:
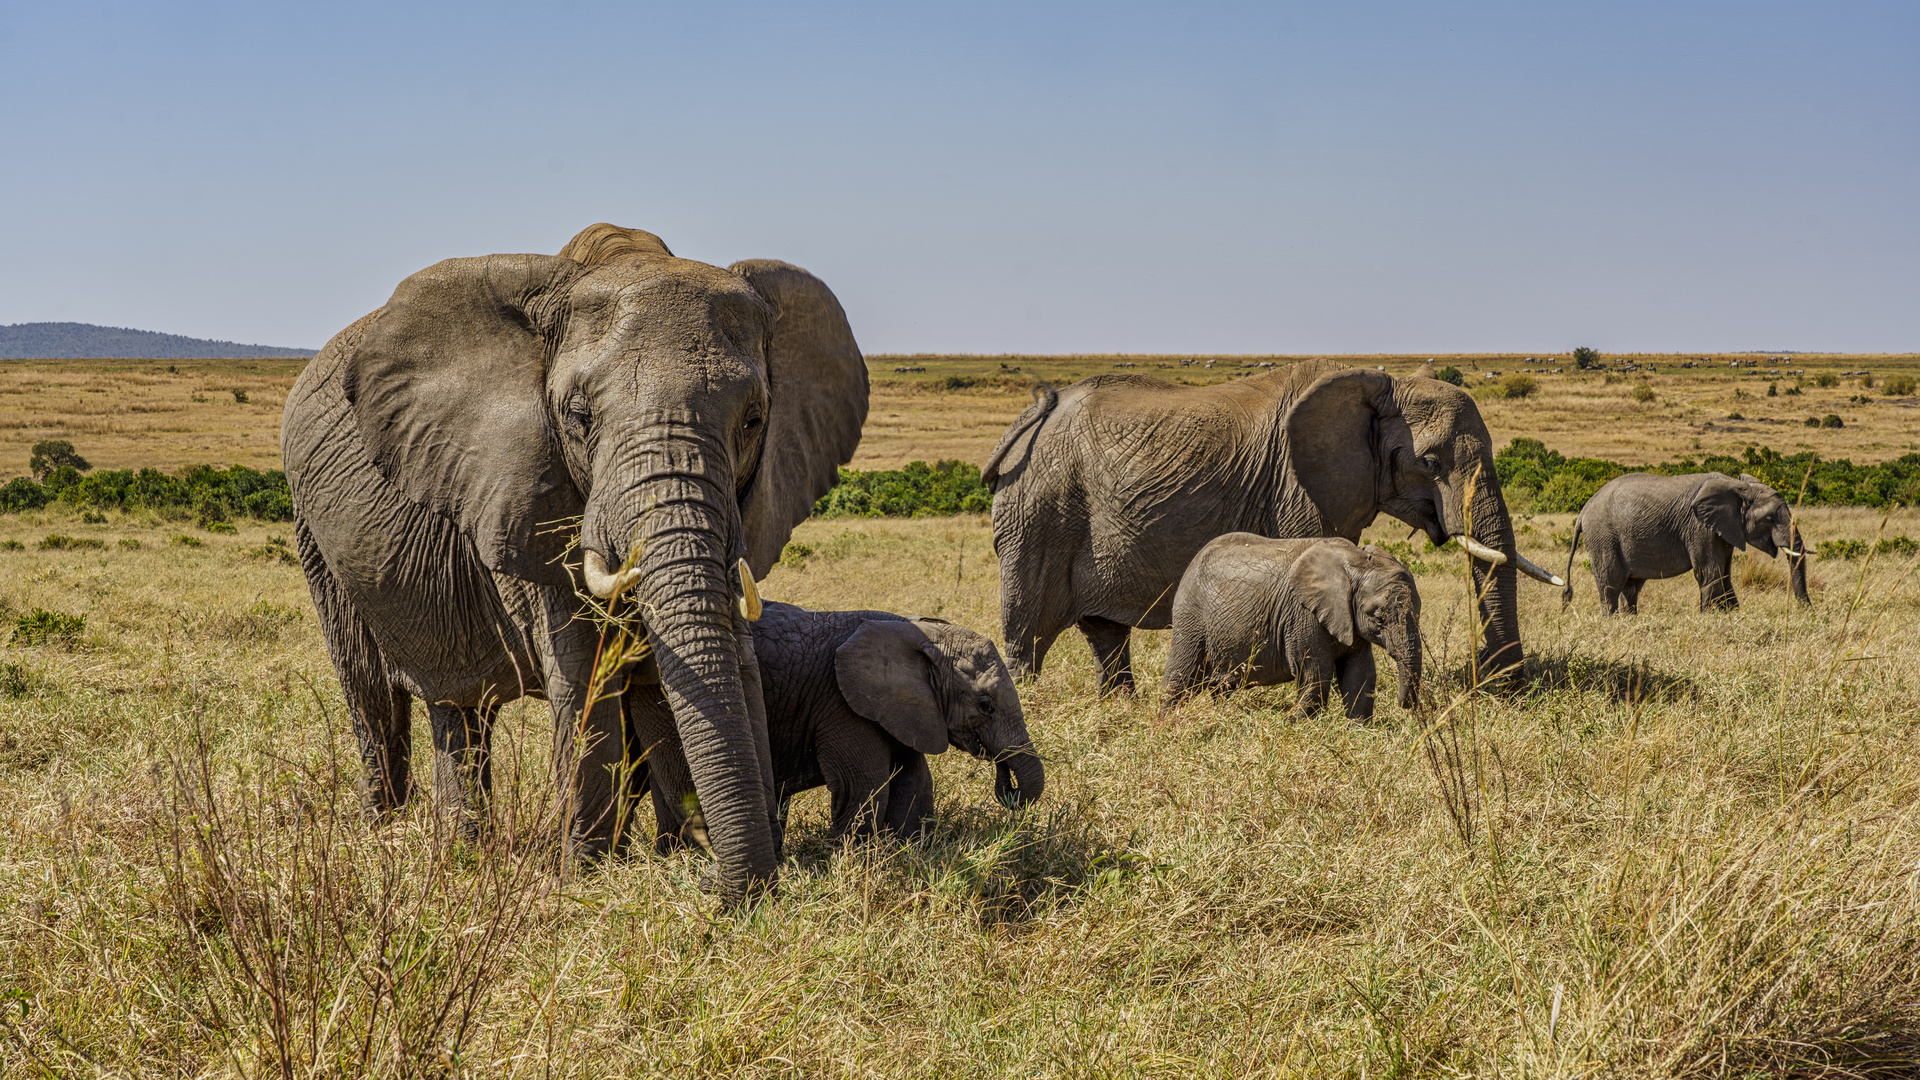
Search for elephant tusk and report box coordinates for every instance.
[734,558,762,622]
[1782,548,1803,558]
[1454,534,1508,566]
[583,548,641,600]
[1511,549,1566,588]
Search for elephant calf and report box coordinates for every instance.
[1161,535,1422,720]
[1563,471,1808,613]
[637,601,1043,847]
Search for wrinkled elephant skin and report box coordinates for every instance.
[284,224,868,902]
[1161,535,1423,720]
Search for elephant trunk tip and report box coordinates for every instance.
[995,749,1045,809]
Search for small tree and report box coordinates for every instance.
[1434,365,1465,387]
[1571,346,1601,370]
[29,440,89,480]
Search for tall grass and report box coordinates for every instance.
[3,508,1920,1075]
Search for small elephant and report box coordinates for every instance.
[1562,472,1809,613]
[635,601,1043,847]
[1161,534,1423,720]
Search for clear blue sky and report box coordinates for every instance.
[2,1,1914,354]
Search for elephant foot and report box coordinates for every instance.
[697,860,778,910]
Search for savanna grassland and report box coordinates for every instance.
[3,355,1920,1077]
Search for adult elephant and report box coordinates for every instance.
[982,360,1559,691]
[284,223,868,901]
[1561,471,1809,613]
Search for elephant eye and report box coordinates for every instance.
[565,396,592,434]
[978,693,995,715]
[743,406,765,432]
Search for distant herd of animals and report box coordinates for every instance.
[280,223,1812,903]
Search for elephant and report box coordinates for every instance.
[1161,535,1422,720]
[283,223,868,900]
[982,359,1560,693]
[633,601,1042,848]
[1561,471,1809,613]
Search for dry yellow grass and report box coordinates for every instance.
[6,352,1917,477]
[3,496,1918,1075]
[0,359,305,474]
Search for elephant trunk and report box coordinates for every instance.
[995,746,1045,809]
[1463,482,1523,683]
[1387,620,1422,711]
[614,480,776,902]
[1787,520,1810,605]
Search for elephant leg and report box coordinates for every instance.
[627,682,698,854]
[1160,625,1206,714]
[297,520,414,815]
[1694,548,1738,611]
[1335,649,1377,722]
[1293,654,1335,718]
[428,702,493,840]
[1622,578,1646,614]
[1077,616,1135,696]
[822,722,896,841]
[882,751,935,843]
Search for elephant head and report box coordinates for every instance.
[1396,365,1560,679]
[833,618,1044,809]
[1284,367,1451,547]
[1304,544,1424,710]
[1695,473,1810,604]
[346,224,867,896]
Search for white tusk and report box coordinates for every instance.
[1454,534,1508,566]
[1512,549,1567,588]
[734,558,762,622]
[1782,548,1802,558]
[583,548,641,600]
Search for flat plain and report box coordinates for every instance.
[3,354,1919,1076]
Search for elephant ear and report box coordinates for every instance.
[1296,544,1358,648]
[833,619,948,755]
[731,260,870,579]
[1689,475,1749,550]
[1284,368,1406,539]
[346,253,588,587]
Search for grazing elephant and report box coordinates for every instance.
[1562,471,1809,613]
[283,224,868,900]
[1161,535,1422,720]
[984,360,1558,692]
[635,601,1042,847]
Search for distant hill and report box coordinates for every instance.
[0,322,315,359]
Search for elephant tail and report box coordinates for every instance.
[1561,519,1583,608]
[981,381,1059,489]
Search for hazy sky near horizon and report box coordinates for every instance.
[1,1,1914,354]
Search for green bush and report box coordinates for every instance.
[1495,374,1538,400]
[1494,439,1920,511]
[0,463,293,522]
[11,608,86,647]
[28,439,89,480]
[1632,384,1656,403]
[38,534,106,551]
[1433,366,1465,387]
[1767,382,1778,397]
[1572,347,1601,370]
[813,460,992,517]
[1814,373,1839,388]
[1821,414,1844,429]
[1818,539,1868,560]
[1884,376,1916,396]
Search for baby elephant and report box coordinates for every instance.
[637,601,1043,848]
[1161,534,1422,720]
[1564,471,1808,613]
